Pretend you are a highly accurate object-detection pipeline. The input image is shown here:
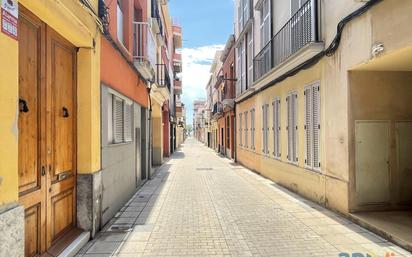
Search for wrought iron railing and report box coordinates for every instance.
[156,64,171,92]
[133,22,156,68]
[254,0,318,82]
[212,102,223,115]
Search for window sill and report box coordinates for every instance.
[108,141,133,148]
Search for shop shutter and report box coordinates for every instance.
[313,83,321,169]
[304,86,313,167]
[113,95,124,143]
[124,103,132,142]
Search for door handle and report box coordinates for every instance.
[41,166,46,176]
[62,107,69,118]
[19,98,29,113]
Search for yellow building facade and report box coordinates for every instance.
[0,0,100,256]
[235,0,412,248]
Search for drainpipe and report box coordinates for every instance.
[147,85,153,180]
[234,102,237,162]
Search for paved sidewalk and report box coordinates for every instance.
[77,138,411,257]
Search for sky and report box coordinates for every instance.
[169,0,234,125]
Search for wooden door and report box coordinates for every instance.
[355,121,390,205]
[18,7,47,257]
[19,7,77,256]
[46,27,77,248]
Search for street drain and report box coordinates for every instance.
[107,224,133,232]
[196,168,213,171]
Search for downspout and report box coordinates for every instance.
[234,102,237,162]
[147,85,153,180]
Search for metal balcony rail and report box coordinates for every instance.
[254,0,318,82]
[133,22,156,68]
[156,64,171,91]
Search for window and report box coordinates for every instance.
[241,39,246,92]
[111,94,133,144]
[304,82,321,170]
[287,92,298,163]
[259,0,271,48]
[239,113,243,146]
[291,0,309,15]
[272,97,281,158]
[245,111,248,148]
[262,103,269,154]
[117,0,125,45]
[251,108,256,150]
[236,46,242,96]
[247,32,254,87]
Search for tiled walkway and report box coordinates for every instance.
[77,138,411,257]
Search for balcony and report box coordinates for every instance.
[151,0,163,36]
[173,25,182,49]
[253,0,323,83]
[133,22,157,80]
[173,52,182,73]
[174,79,182,95]
[212,102,223,119]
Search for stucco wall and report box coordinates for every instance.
[100,85,141,225]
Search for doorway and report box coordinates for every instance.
[141,108,148,181]
[18,6,77,256]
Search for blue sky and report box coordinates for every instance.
[169,0,234,125]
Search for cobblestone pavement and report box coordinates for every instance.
[77,138,412,257]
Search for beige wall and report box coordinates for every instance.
[348,71,412,210]
[235,0,412,214]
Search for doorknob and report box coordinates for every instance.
[19,98,29,113]
[62,107,69,118]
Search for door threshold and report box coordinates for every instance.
[40,228,90,257]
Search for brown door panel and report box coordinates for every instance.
[46,26,77,249]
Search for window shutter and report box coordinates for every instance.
[247,32,254,87]
[304,86,313,168]
[313,83,321,169]
[245,111,248,148]
[273,98,280,158]
[241,41,246,91]
[293,93,298,163]
[124,103,132,142]
[113,95,124,143]
[287,95,292,161]
[239,113,243,146]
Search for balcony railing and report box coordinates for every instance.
[133,22,156,66]
[151,0,163,35]
[254,0,318,82]
[212,102,223,116]
[156,64,171,92]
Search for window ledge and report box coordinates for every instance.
[107,141,133,148]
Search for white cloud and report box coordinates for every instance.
[180,44,224,124]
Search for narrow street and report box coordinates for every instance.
[78,138,410,257]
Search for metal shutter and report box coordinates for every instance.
[124,103,132,142]
[304,86,313,168]
[312,83,321,170]
[113,95,124,143]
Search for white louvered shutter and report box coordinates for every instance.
[292,93,298,163]
[245,111,248,148]
[241,41,246,91]
[287,95,292,162]
[266,104,269,154]
[304,86,313,168]
[273,98,281,158]
[236,46,242,95]
[313,83,321,170]
[113,95,124,143]
[239,113,243,146]
[124,103,132,142]
[251,109,255,149]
